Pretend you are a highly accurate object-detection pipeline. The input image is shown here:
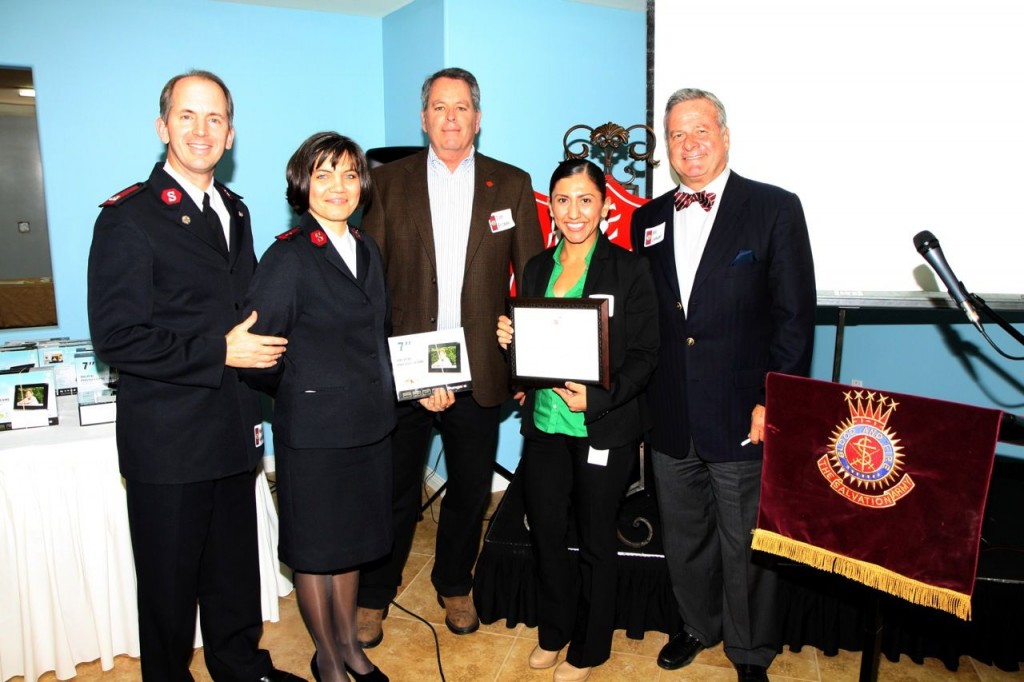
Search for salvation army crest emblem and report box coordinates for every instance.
[819,389,915,508]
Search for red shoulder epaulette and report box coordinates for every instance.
[214,182,243,200]
[99,182,145,207]
[276,227,302,241]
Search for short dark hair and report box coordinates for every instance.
[285,132,372,214]
[159,70,234,124]
[420,67,481,111]
[549,158,606,199]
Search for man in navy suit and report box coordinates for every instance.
[630,89,816,682]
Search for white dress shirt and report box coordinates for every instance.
[674,168,731,315]
[163,162,231,250]
[324,225,358,277]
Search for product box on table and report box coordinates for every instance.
[0,366,59,430]
[0,345,39,372]
[37,338,89,396]
[75,350,117,426]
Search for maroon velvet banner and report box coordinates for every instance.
[753,373,1001,620]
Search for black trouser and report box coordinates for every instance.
[126,470,272,681]
[358,393,500,607]
[522,432,635,668]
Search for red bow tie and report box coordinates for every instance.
[674,190,716,212]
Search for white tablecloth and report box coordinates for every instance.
[0,398,293,681]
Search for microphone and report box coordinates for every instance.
[913,230,981,327]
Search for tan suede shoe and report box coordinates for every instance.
[553,661,592,681]
[528,644,560,669]
[437,594,480,634]
[356,606,385,648]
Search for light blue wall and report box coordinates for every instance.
[817,316,1024,460]
[378,0,650,181]
[442,0,648,187]
[0,0,384,343]
[381,0,444,145]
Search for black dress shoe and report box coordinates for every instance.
[657,632,704,670]
[257,670,304,682]
[735,663,770,681]
[310,653,321,682]
[345,662,389,682]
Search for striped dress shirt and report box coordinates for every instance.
[427,146,475,331]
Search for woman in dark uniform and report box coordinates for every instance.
[245,132,393,682]
[497,159,659,682]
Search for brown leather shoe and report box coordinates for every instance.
[356,606,385,648]
[436,593,480,635]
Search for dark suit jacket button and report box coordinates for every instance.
[686,337,696,346]
[675,301,683,310]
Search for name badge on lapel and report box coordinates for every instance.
[488,208,515,233]
[644,223,665,247]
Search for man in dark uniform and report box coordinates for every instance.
[87,70,299,682]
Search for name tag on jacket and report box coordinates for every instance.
[488,208,515,233]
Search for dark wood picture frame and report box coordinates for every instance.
[507,296,610,390]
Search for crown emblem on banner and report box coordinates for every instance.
[818,388,915,509]
[844,390,897,429]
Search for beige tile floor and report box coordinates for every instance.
[20,490,1024,682]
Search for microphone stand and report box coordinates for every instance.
[969,292,1024,346]
[960,292,1024,361]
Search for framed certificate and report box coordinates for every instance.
[388,327,473,401]
[508,297,609,390]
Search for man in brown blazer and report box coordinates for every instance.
[357,67,543,644]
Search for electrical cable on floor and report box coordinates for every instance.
[402,445,447,681]
[406,441,500,681]
[423,445,445,523]
[389,598,447,682]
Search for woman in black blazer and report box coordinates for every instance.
[244,133,393,682]
[496,160,659,681]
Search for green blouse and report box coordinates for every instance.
[532,238,597,437]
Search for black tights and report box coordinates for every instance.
[294,570,375,681]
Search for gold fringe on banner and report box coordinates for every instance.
[751,529,972,621]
